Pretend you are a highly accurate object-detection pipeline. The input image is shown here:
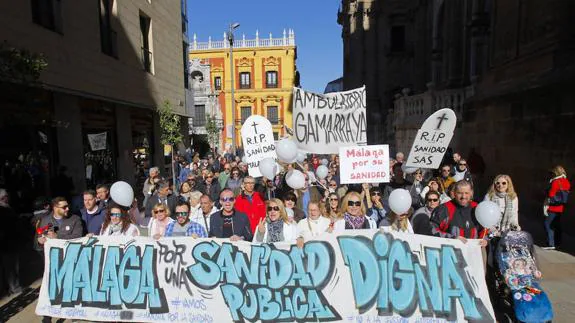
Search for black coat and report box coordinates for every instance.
[209,210,253,241]
[144,193,178,219]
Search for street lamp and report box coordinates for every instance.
[227,22,240,155]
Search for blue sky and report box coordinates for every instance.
[187,1,342,93]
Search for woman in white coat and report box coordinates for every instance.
[254,198,298,243]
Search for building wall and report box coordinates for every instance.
[0,0,185,113]
[190,39,297,149]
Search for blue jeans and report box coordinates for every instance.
[544,212,562,247]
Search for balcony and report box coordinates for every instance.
[190,29,296,51]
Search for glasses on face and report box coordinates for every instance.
[175,212,189,217]
[267,206,280,212]
[427,198,439,203]
[415,172,422,175]
[154,209,166,214]
[459,163,467,166]
[58,205,70,209]
[329,198,338,202]
[221,197,235,202]
[206,176,213,179]
[284,198,296,203]
[232,172,239,176]
[348,201,361,207]
[442,169,450,173]
[224,168,230,171]
[495,182,507,186]
[110,212,123,217]
[370,192,381,196]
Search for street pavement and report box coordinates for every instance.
[2,221,575,322]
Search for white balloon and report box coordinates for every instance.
[110,181,134,207]
[286,169,306,190]
[276,139,298,163]
[296,151,307,163]
[258,157,277,180]
[388,189,412,214]
[316,165,329,179]
[475,201,502,229]
[321,158,329,166]
[241,156,247,163]
[401,164,418,174]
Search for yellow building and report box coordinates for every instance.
[189,29,298,152]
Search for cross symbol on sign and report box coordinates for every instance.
[436,113,449,130]
[251,121,259,134]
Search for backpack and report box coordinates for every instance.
[550,181,570,205]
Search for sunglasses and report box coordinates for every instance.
[495,182,507,186]
[110,212,123,217]
[175,212,189,217]
[154,209,166,214]
[221,197,235,202]
[370,192,381,196]
[427,198,439,202]
[58,205,70,209]
[415,172,422,175]
[459,163,467,166]
[348,201,361,207]
[284,198,296,202]
[329,198,338,202]
[267,206,280,212]
[442,169,450,172]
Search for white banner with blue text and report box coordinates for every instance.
[36,230,495,322]
[292,86,367,154]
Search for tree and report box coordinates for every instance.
[0,41,48,83]
[157,100,183,191]
[205,115,220,156]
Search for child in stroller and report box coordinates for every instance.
[494,231,553,323]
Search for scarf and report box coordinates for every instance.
[266,219,284,243]
[108,222,123,235]
[344,212,365,229]
[495,192,514,231]
[550,174,566,183]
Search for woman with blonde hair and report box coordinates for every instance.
[380,208,414,234]
[255,199,298,243]
[543,165,571,250]
[484,174,520,233]
[341,191,376,230]
[147,203,174,240]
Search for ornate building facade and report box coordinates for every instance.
[189,30,299,153]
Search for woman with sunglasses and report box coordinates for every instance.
[282,191,306,223]
[255,199,298,243]
[147,204,174,240]
[484,174,520,235]
[408,169,426,209]
[367,188,387,225]
[99,203,140,237]
[420,178,451,204]
[341,192,376,230]
[226,166,243,196]
[322,192,343,220]
[410,191,441,235]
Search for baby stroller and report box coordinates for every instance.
[494,231,553,323]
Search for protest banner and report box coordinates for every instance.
[240,115,277,177]
[339,145,390,184]
[292,86,367,154]
[406,108,457,169]
[87,132,107,151]
[36,231,495,322]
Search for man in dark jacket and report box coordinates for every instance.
[145,180,177,219]
[209,188,253,241]
[80,189,106,235]
[36,197,84,245]
[0,188,23,295]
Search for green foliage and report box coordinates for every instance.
[0,41,48,83]
[158,100,183,145]
[205,115,220,150]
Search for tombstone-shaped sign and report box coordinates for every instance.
[405,108,457,169]
[241,115,277,177]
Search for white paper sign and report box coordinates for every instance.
[240,115,277,177]
[406,108,457,169]
[339,145,390,184]
[292,86,367,154]
[87,132,107,151]
[36,231,495,322]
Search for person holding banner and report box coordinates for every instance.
[254,199,298,243]
[380,209,414,234]
[430,180,488,246]
[147,204,174,240]
[164,201,207,238]
[341,192,377,230]
[99,203,140,237]
[296,202,342,248]
[411,191,441,235]
[209,189,253,241]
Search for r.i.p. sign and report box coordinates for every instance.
[405,108,457,169]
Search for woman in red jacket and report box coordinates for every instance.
[543,165,571,250]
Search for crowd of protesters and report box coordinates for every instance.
[0,148,571,321]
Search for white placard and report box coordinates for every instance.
[406,108,457,169]
[339,145,390,184]
[292,86,367,154]
[36,231,495,322]
[240,115,277,177]
[87,132,107,151]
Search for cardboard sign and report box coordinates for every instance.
[240,115,276,177]
[292,86,367,154]
[36,231,495,322]
[87,132,107,151]
[406,108,457,169]
[339,145,390,184]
